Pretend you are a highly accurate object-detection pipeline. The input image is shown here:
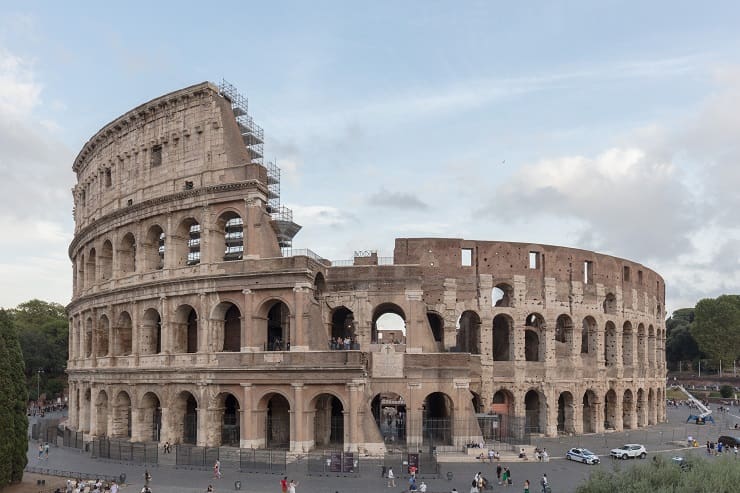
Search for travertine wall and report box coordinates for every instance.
[67,82,666,454]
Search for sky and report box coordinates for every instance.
[1,1,739,313]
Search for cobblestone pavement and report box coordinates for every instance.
[26,406,740,493]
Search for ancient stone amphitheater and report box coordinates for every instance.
[66,81,666,454]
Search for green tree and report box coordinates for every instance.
[691,295,740,363]
[0,309,29,486]
[665,308,700,366]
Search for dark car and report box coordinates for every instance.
[717,436,740,447]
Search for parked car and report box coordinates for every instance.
[610,444,647,459]
[566,447,600,464]
[717,436,740,448]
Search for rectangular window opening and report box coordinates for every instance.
[623,266,631,282]
[151,145,162,167]
[105,168,112,187]
[638,270,643,284]
[461,248,473,267]
[529,251,540,269]
[584,260,594,284]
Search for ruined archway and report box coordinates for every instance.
[557,391,575,435]
[96,315,110,358]
[492,283,513,307]
[371,392,406,444]
[555,314,574,354]
[622,321,633,366]
[95,390,109,437]
[212,302,241,352]
[216,393,240,447]
[174,218,200,266]
[100,240,113,280]
[217,211,244,261]
[113,311,133,356]
[119,232,136,274]
[604,389,618,430]
[604,321,617,366]
[457,310,481,354]
[582,390,598,434]
[86,247,97,286]
[266,300,290,351]
[637,324,646,368]
[330,306,355,347]
[85,317,93,358]
[372,303,406,344]
[312,393,344,449]
[140,308,162,355]
[262,393,290,449]
[143,224,165,271]
[603,293,617,314]
[581,316,597,355]
[173,305,198,353]
[492,314,512,361]
[525,389,545,434]
[648,325,656,369]
[111,391,132,438]
[427,312,444,344]
[423,392,453,446]
[140,392,162,442]
[524,313,544,361]
[622,389,634,430]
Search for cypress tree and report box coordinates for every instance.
[0,309,28,485]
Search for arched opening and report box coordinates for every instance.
[112,391,132,438]
[581,316,597,355]
[648,325,656,368]
[372,303,406,344]
[119,233,136,274]
[622,389,634,430]
[140,392,162,442]
[217,211,243,261]
[173,305,198,354]
[100,240,113,280]
[470,391,484,414]
[172,391,198,444]
[141,309,162,355]
[77,254,85,292]
[266,301,290,351]
[492,314,512,361]
[212,302,241,352]
[313,394,344,449]
[648,388,656,425]
[637,324,646,368]
[604,389,618,430]
[636,388,646,427]
[113,312,133,356]
[173,218,200,267]
[622,321,633,366]
[491,389,516,441]
[263,393,290,449]
[143,225,165,271]
[456,310,481,354]
[524,313,544,361]
[219,393,240,447]
[582,390,598,434]
[330,306,355,349]
[555,314,573,347]
[86,248,97,286]
[604,321,617,366]
[85,317,93,358]
[313,273,326,300]
[371,393,407,444]
[423,392,453,446]
[95,315,109,357]
[557,392,575,434]
[427,312,444,343]
[525,390,544,434]
[95,390,109,437]
[492,283,513,307]
[603,293,617,314]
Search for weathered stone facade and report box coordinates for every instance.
[66,82,666,453]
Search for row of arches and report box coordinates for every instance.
[74,211,244,292]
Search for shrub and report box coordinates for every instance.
[720,385,733,398]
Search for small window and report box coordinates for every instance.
[184,180,194,190]
[151,145,162,167]
[461,248,472,267]
[529,251,540,269]
[638,270,643,284]
[105,168,112,187]
[126,199,133,206]
[584,261,593,284]
[623,266,630,282]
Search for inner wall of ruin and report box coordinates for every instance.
[66,81,666,453]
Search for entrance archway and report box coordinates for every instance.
[557,392,575,434]
[423,392,453,446]
[219,393,240,446]
[457,310,481,354]
[112,391,132,438]
[140,392,162,441]
[312,394,344,448]
[604,389,618,430]
[493,315,512,360]
[582,390,598,433]
[525,390,544,433]
[172,391,198,444]
[371,393,406,444]
[263,393,290,449]
[636,388,646,427]
[622,389,634,430]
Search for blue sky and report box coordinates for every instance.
[1,1,740,312]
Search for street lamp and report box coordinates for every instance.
[36,369,44,403]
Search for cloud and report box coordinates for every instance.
[367,187,429,211]
[0,47,41,117]
[289,204,354,228]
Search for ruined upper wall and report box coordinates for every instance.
[71,82,255,232]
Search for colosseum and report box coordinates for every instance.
[66,81,667,455]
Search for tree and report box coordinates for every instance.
[690,295,740,363]
[0,309,29,486]
[665,308,700,366]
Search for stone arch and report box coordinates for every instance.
[372,303,406,344]
[257,392,291,449]
[140,392,162,442]
[604,321,617,366]
[143,224,165,271]
[77,253,85,292]
[86,247,97,286]
[96,314,110,358]
[313,273,326,300]
[581,316,597,355]
[555,314,574,356]
[172,390,199,444]
[427,311,444,343]
[371,392,407,443]
[622,321,634,366]
[173,217,200,266]
[261,299,290,351]
[636,388,647,427]
[111,390,132,438]
[491,389,516,441]
[604,389,618,430]
[603,292,617,314]
[119,232,136,274]
[637,324,646,368]
[524,389,546,434]
[211,301,241,352]
[310,392,345,449]
[216,210,243,261]
[557,391,575,434]
[648,325,656,368]
[95,389,109,437]
[423,392,454,446]
[492,314,512,361]
[113,311,133,356]
[140,308,162,355]
[85,317,93,358]
[492,283,514,307]
[524,313,545,361]
[173,304,198,353]
[213,392,241,447]
[622,389,634,430]
[582,389,599,433]
[457,310,481,354]
[330,306,355,346]
[648,388,656,425]
[100,240,113,280]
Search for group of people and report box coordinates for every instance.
[329,335,357,350]
[37,441,50,460]
[59,478,119,493]
[706,440,739,456]
[279,476,300,493]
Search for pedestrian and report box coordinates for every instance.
[110,481,119,493]
[206,485,214,493]
[381,465,387,478]
[734,444,738,458]
[540,473,548,493]
[506,467,513,487]
[488,449,495,463]
[524,479,530,493]
[420,480,427,492]
[164,440,170,453]
[288,479,299,493]
[213,459,221,479]
[38,442,43,460]
[44,442,50,459]
[501,467,509,487]
[387,467,395,487]
[281,476,288,493]
[496,463,502,485]
[144,469,152,485]
[470,479,479,493]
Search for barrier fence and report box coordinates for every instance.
[239,448,286,474]
[91,438,158,464]
[62,429,84,449]
[175,444,220,468]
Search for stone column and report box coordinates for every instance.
[613,392,624,432]
[347,382,359,452]
[160,296,170,353]
[196,406,208,447]
[406,383,423,447]
[573,402,584,435]
[544,390,558,437]
[240,384,255,448]
[242,289,255,351]
[130,403,144,442]
[68,382,78,429]
[198,293,209,353]
[131,301,140,356]
[291,383,307,452]
[291,284,309,351]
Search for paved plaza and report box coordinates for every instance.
[27,406,740,493]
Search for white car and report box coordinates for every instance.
[610,444,647,459]
[566,447,600,464]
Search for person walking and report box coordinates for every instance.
[501,467,509,487]
[540,473,549,493]
[524,479,530,493]
[44,442,50,459]
[213,459,221,479]
[506,467,513,487]
[387,467,395,487]
[287,479,299,493]
[144,470,152,486]
[280,476,288,493]
[496,464,502,485]
[419,480,428,492]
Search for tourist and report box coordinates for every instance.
[288,479,299,493]
[213,459,221,479]
[281,476,288,493]
[110,481,119,493]
[506,467,513,486]
[206,485,213,493]
[524,479,530,493]
[496,463,502,485]
[488,448,495,463]
[501,467,509,487]
[419,480,428,492]
[540,473,548,493]
[469,479,479,493]
[44,442,50,459]
[387,467,395,487]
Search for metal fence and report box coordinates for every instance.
[175,444,220,468]
[307,450,361,476]
[25,464,123,485]
[91,438,159,464]
[383,451,440,478]
[62,428,84,449]
[239,448,286,474]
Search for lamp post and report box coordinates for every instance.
[36,369,44,403]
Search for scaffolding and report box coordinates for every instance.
[219,79,264,165]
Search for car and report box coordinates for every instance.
[610,444,647,459]
[566,447,600,464]
[717,436,740,448]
